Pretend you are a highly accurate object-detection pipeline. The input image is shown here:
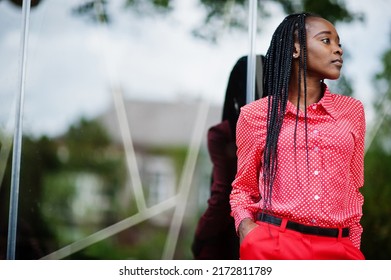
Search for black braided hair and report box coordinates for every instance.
[222,55,265,141]
[261,12,322,211]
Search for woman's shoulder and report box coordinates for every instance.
[328,92,365,123]
[332,92,362,104]
[329,92,364,111]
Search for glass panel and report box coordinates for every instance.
[0,0,254,259]
[0,0,27,260]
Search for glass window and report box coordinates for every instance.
[0,0,253,260]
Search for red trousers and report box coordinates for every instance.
[240,221,365,260]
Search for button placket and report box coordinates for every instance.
[310,122,322,209]
[312,128,321,177]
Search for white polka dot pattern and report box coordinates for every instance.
[230,85,366,249]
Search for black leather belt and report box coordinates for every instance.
[257,213,349,238]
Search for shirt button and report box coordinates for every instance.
[311,219,317,224]
[314,195,320,200]
[312,104,317,110]
[314,170,319,175]
[314,146,319,152]
[313,129,319,135]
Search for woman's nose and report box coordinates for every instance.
[335,44,343,56]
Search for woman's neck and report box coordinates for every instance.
[288,79,323,111]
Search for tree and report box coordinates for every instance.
[71,0,363,43]
[0,0,42,8]
[0,135,59,259]
[360,34,391,260]
[0,117,128,259]
[40,118,128,249]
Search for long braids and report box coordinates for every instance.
[262,12,317,211]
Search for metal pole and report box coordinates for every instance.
[246,0,258,104]
[7,0,32,260]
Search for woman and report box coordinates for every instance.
[230,12,366,260]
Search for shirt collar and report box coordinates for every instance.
[319,84,338,120]
[285,84,338,120]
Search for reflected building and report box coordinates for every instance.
[98,97,222,225]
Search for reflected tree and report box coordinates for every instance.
[70,0,363,43]
[0,135,59,259]
[0,118,127,259]
[0,0,42,7]
[40,118,128,249]
[5,0,363,42]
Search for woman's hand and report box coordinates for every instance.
[238,218,258,244]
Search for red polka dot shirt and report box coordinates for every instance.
[230,85,366,249]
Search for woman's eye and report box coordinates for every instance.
[321,38,330,44]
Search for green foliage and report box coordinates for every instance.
[375,48,391,82]
[42,118,128,247]
[0,117,129,259]
[67,222,169,260]
[60,118,126,181]
[0,135,60,259]
[0,114,202,260]
[5,0,42,8]
[360,32,391,259]
[361,143,391,259]
[274,0,362,24]
[126,0,173,11]
[71,0,363,43]
[71,0,110,23]
[41,172,78,246]
[193,0,363,43]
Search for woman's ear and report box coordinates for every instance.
[293,42,300,58]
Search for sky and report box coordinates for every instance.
[0,0,390,138]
